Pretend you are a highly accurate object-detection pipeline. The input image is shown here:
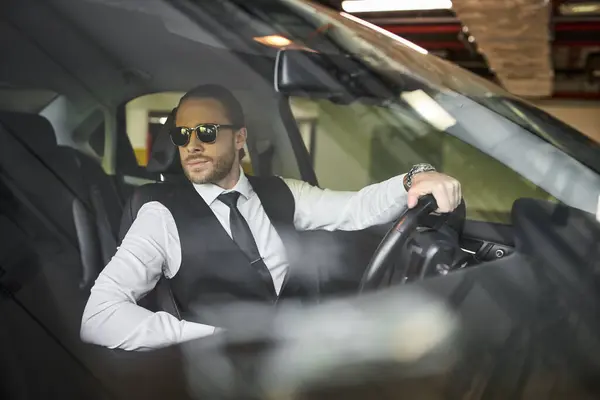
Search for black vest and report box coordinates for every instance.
[122,175,316,327]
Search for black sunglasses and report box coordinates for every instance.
[169,123,238,147]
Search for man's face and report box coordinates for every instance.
[175,98,246,185]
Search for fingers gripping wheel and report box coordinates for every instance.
[358,194,459,293]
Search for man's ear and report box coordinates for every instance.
[235,127,247,150]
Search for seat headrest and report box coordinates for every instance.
[0,111,57,155]
[146,107,184,175]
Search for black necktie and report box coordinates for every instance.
[218,191,276,297]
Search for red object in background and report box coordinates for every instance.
[552,92,600,99]
[413,41,465,49]
[382,25,461,34]
[381,22,600,35]
[379,21,600,49]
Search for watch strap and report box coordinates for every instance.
[403,163,436,191]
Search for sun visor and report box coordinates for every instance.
[146,107,183,176]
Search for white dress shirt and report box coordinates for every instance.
[80,170,408,351]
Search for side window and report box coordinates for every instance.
[124,93,181,167]
[289,97,555,224]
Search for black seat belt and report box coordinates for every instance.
[89,183,117,265]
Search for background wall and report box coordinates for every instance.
[532,100,600,143]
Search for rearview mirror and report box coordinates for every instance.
[274,48,395,102]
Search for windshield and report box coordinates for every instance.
[3,1,600,399]
[212,0,600,216]
[274,1,599,173]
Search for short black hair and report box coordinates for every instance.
[177,84,245,127]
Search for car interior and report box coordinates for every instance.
[2,0,600,399]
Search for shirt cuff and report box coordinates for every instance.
[387,173,408,204]
[179,320,219,343]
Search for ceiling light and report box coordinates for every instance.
[253,35,293,48]
[560,2,600,15]
[341,0,453,13]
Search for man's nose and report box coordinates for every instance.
[185,131,205,152]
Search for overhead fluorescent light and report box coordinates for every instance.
[149,116,168,124]
[560,2,600,15]
[253,35,292,48]
[341,12,428,54]
[401,90,456,131]
[341,0,453,13]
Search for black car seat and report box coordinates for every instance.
[0,172,120,398]
[0,127,187,400]
[118,108,183,317]
[0,110,133,397]
[0,111,123,291]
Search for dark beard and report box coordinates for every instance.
[182,146,236,185]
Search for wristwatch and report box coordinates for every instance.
[403,163,436,191]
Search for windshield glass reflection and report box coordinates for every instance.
[278,0,600,173]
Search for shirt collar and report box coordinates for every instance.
[192,167,253,206]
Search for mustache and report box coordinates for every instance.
[184,155,212,163]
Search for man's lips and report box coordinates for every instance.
[186,158,211,167]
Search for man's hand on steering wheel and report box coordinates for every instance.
[359,168,464,292]
[407,171,462,213]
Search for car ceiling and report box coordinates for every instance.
[1,0,311,180]
[0,0,281,109]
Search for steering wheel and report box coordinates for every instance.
[358,194,465,293]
